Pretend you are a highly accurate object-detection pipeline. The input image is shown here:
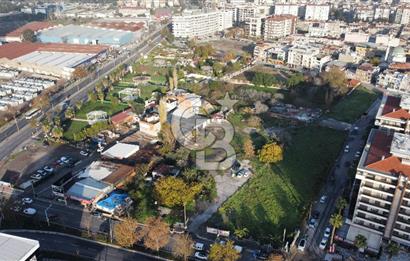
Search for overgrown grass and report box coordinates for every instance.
[63,121,88,140]
[209,126,346,243]
[327,86,379,123]
[75,101,129,119]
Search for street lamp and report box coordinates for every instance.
[45,203,52,226]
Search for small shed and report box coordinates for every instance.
[86,110,107,124]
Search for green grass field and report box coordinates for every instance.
[210,126,346,243]
[327,86,379,123]
[75,101,129,119]
[63,121,88,140]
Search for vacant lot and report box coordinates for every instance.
[204,39,253,58]
[210,126,346,243]
[327,86,379,123]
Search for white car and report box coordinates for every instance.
[194,252,208,260]
[344,145,350,153]
[319,195,327,204]
[22,198,33,204]
[30,173,42,180]
[23,208,37,215]
[324,227,331,238]
[319,237,328,250]
[192,242,205,251]
[80,151,89,156]
[43,166,54,173]
[298,239,306,252]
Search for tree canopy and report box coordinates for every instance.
[22,29,36,42]
[209,241,240,261]
[259,143,283,164]
[154,177,202,208]
[137,217,169,252]
[113,218,139,247]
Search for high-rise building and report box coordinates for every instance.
[264,15,297,41]
[172,10,233,38]
[305,4,330,21]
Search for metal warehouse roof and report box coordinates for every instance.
[39,24,133,41]
[67,177,111,201]
[0,233,39,261]
[101,142,140,159]
[15,51,94,69]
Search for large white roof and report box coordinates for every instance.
[14,51,93,69]
[101,142,140,159]
[0,233,39,261]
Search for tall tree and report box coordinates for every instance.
[138,217,169,252]
[172,234,194,261]
[158,97,168,124]
[51,126,63,141]
[259,143,283,164]
[64,107,75,120]
[172,66,178,90]
[336,198,348,215]
[329,213,343,246]
[354,234,367,251]
[32,94,50,111]
[159,122,176,153]
[113,218,139,247]
[243,137,255,159]
[386,242,400,261]
[209,241,240,261]
[322,67,348,95]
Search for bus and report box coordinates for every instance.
[25,108,40,120]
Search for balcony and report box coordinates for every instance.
[364,174,395,186]
[394,225,410,236]
[359,197,391,210]
[356,212,387,226]
[354,219,384,233]
[361,189,393,204]
[357,205,389,219]
[397,215,410,227]
[362,181,395,195]
[392,230,410,243]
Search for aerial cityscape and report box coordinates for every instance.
[0,0,409,260]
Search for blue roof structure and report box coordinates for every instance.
[96,191,130,214]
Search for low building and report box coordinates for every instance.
[287,43,331,71]
[355,63,376,84]
[0,21,54,42]
[0,233,40,261]
[377,70,410,94]
[308,21,343,38]
[264,15,296,41]
[111,109,136,128]
[101,142,140,160]
[95,191,132,215]
[66,177,112,205]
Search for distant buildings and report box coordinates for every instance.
[172,10,233,38]
[0,21,54,42]
[274,4,300,17]
[264,15,297,41]
[304,4,330,21]
[395,6,410,24]
[287,42,331,71]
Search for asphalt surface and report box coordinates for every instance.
[0,29,164,161]
[303,97,382,258]
[3,230,165,261]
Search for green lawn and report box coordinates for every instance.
[210,126,346,243]
[139,85,167,100]
[327,86,379,123]
[63,120,88,140]
[75,101,129,119]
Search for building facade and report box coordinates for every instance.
[304,4,330,21]
[264,15,297,41]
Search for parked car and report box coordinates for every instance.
[344,145,350,153]
[43,166,54,173]
[194,252,208,260]
[23,208,37,215]
[308,218,316,229]
[30,173,42,180]
[312,211,320,219]
[319,237,328,250]
[22,198,33,204]
[324,227,331,238]
[192,242,205,251]
[319,195,327,204]
[355,151,361,158]
[80,151,89,157]
[298,239,306,252]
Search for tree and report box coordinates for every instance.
[370,57,380,66]
[286,73,304,88]
[336,197,348,215]
[247,115,262,128]
[75,101,83,111]
[259,143,283,164]
[51,126,63,141]
[88,91,97,102]
[159,122,176,154]
[111,96,119,106]
[386,242,400,261]
[172,234,194,261]
[32,94,50,110]
[96,89,105,103]
[158,97,168,124]
[354,234,367,251]
[234,227,249,239]
[223,51,235,63]
[321,67,348,95]
[72,67,88,80]
[172,66,178,89]
[138,217,169,252]
[213,62,224,77]
[209,241,240,261]
[64,107,75,120]
[243,138,255,159]
[254,101,269,114]
[329,213,343,246]
[113,218,139,247]
[22,29,36,42]
[41,119,51,135]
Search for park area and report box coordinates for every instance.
[210,126,346,243]
[327,86,379,123]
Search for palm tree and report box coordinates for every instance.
[329,213,343,246]
[354,234,367,252]
[336,198,348,215]
[386,242,400,261]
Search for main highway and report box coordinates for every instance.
[0,27,165,161]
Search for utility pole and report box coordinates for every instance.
[45,203,52,226]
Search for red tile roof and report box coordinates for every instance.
[0,42,108,59]
[6,21,53,37]
[111,109,133,125]
[364,130,410,177]
[389,63,410,71]
[266,15,297,22]
[383,109,410,120]
[381,96,401,115]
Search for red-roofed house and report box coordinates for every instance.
[347,128,410,250]
[376,95,410,133]
[111,109,135,128]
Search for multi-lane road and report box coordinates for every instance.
[0,29,165,161]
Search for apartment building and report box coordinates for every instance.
[374,6,392,21]
[287,43,331,71]
[308,21,344,38]
[395,6,410,24]
[274,4,300,17]
[378,71,410,94]
[304,4,330,21]
[244,16,264,38]
[355,63,376,84]
[348,128,410,250]
[172,10,233,38]
[355,6,375,21]
[236,4,271,24]
[375,95,410,134]
[264,15,296,41]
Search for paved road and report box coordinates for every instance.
[303,97,382,258]
[0,31,164,161]
[3,230,167,260]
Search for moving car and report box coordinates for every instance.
[43,166,54,173]
[298,239,306,252]
[80,151,89,157]
[23,208,36,215]
[194,251,208,260]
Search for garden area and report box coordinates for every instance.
[327,86,380,123]
[209,126,346,243]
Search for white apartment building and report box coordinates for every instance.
[287,43,331,71]
[274,4,300,17]
[172,10,233,38]
[235,5,271,24]
[355,6,375,21]
[304,4,330,21]
[395,6,410,24]
[347,128,410,251]
[244,16,264,38]
[308,21,344,38]
[378,71,410,94]
[374,6,392,21]
[264,15,296,41]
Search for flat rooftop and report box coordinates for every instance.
[101,142,140,159]
[15,51,94,69]
[0,233,39,261]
